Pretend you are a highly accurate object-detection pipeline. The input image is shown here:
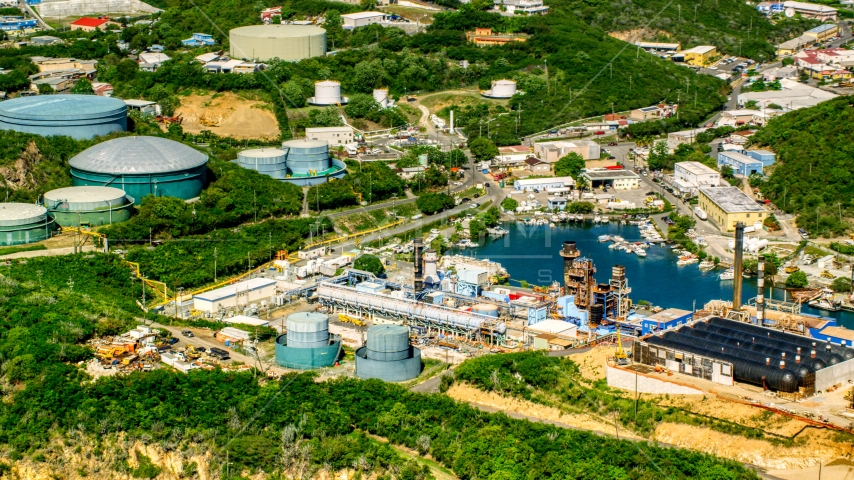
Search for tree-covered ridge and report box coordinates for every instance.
[750,96,854,237]
[0,254,758,478]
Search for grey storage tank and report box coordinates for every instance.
[43,186,134,227]
[230,24,326,62]
[356,324,422,382]
[0,203,55,246]
[281,139,330,174]
[237,148,288,180]
[0,94,127,139]
[275,312,341,370]
[69,136,208,204]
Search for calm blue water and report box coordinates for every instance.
[453,222,854,329]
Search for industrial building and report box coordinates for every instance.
[717,151,765,176]
[305,126,354,145]
[782,1,837,21]
[481,79,518,99]
[744,149,776,166]
[275,312,342,369]
[229,24,326,62]
[0,94,127,139]
[641,308,692,335]
[698,186,766,232]
[42,186,134,227]
[69,136,208,204]
[341,11,389,28]
[678,45,717,66]
[666,128,707,149]
[580,169,640,190]
[512,176,575,191]
[673,162,720,196]
[635,41,681,52]
[193,278,276,314]
[534,140,600,161]
[736,78,838,111]
[355,324,421,382]
[308,80,348,106]
[0,203,55,246]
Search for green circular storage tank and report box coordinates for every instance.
[43,186,134,227]
[0,203,55,246]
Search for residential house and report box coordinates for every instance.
[524,157,550,173]
[629,104,677,121]
[92,82,114,96]
[29,35,62,46]
[466,27,528,46]
[70,17,109,32]
[493,0,549,15]
[138,52,171,71]
[260,6,282,23]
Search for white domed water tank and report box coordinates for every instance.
[490,79,517,98]
[309,80,348,105]
[373,88,389,108]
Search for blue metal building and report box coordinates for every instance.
[745,149,776,167]
[717,151,764,176]
[69,136,208,204]
[641,308,692,335]
[182,33,216,47]
[0,18,37,31]
[0,95,127,139]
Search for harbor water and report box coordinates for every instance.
[454,221,854,329]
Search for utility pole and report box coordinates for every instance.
[214,247,218,282]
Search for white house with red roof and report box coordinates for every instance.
[70,17,109,32]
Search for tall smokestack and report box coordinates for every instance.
[414,237,424,293]
[733,222,745,311]
[559,241,580,291]
[756,256,765,324]
[450,110,454,134]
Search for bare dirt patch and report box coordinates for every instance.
[608,29,673,43]
[446,383,641,439]
[652,395,809,437]
[566,345,613,382]
[176,92,279,140]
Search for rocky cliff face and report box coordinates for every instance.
[0,141,41,191]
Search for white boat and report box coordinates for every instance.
[670,244,681,250]
[719,268,735,280]
[698,260,715,270]
[598,235,611,242]
[612,236,625,243]
[549,222,556,228]
[608,243,617,249]
[593,215,601,223]
[635,248,647,257]
[601,216,610,223]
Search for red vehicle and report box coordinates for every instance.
[594,131,605,135]
[608,141,617,146]
[491,172,506,180]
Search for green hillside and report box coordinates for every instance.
[566,0,820,61]
[750,96,854,237]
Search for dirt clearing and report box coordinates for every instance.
[176,92,279,140]
[566,345,612,382]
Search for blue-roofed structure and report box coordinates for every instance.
[807,24,837,35]
[0,18,37,31]
[745,149,776,167]
[182,33,216,47]
[718,151,764,176]
[0,94,127,139]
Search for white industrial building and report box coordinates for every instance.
[534,140,600,162]
[193,278,277,314]
[737,79,837,111]
[305,126,354,145]
[223,315,270,327]
[580,169,640,190]
[512,176,575,191]
[673,161,720,196]
[341,12,389,28]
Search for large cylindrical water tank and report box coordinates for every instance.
[491,79,517,98]
[237,148,289,180]
[373,88,389,108]
[471,304,499,318]
[282,139,330,175]
[287,312,330,348]
[366,324,410,361]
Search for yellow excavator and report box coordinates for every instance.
[185,345,202,360]
[96,346,126,361]
[339,313,366,327]
[614,328,629,365]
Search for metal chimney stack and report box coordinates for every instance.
[733,222,745,311]
[414,237,424,293]
[756,256,766,324]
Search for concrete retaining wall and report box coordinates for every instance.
[606,365,704,395]
[38,0,160,17]
[816,357,854,391]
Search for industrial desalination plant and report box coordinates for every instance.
[0,94,127,139]
[69,136,208,203]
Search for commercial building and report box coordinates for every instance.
[666,128,707,149]
[69,136,208,204]
[776,35,813,57]
[523,157,550,173]
[0,94,127,139]
[513,176,575,191]
[0,17,37,31]
[493,0,549,15]
[182,33,215,47]
[635,41,681,52]
[782,1,837,21]
[803,23,839,42]
[341,11,389,28]
[673,162,720,196]
[717,151,765,176]
[745,149,776,166]
[736,79,837,111]
[30,57,98,73]
[717,109,775,128]
[534,140,600,162]
[629,104,677,121]
[0,203,55,246]
[42,186,134,227]
[193,278,277,314]
[641,308,692,335]
[70,17,109,32]
[580,169,640,190]
[795,48,853,80]
[679,45,717,66]
[305,126,354,146]
[230,24,326,62]
[698,186,766,231]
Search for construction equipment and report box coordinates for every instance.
[185,345,202,360]
[95,346,126,360]
[614,328,629,365]
[338,313,366,327]
[821,270,835,279]
[785,265,800,274]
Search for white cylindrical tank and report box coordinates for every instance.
[310,80,346,105]
[490,79,517,98]
[373,88,389,108]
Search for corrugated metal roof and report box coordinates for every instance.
[69,136,208,174]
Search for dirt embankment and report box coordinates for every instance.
[608,28,673,43]
[176,92,279,140]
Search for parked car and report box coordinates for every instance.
[181,330,194,337]
[484,182,490,188]
[608,141,617,146]
[166,338,179,345]
[470,203,479,209]
[461,197,471,203]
